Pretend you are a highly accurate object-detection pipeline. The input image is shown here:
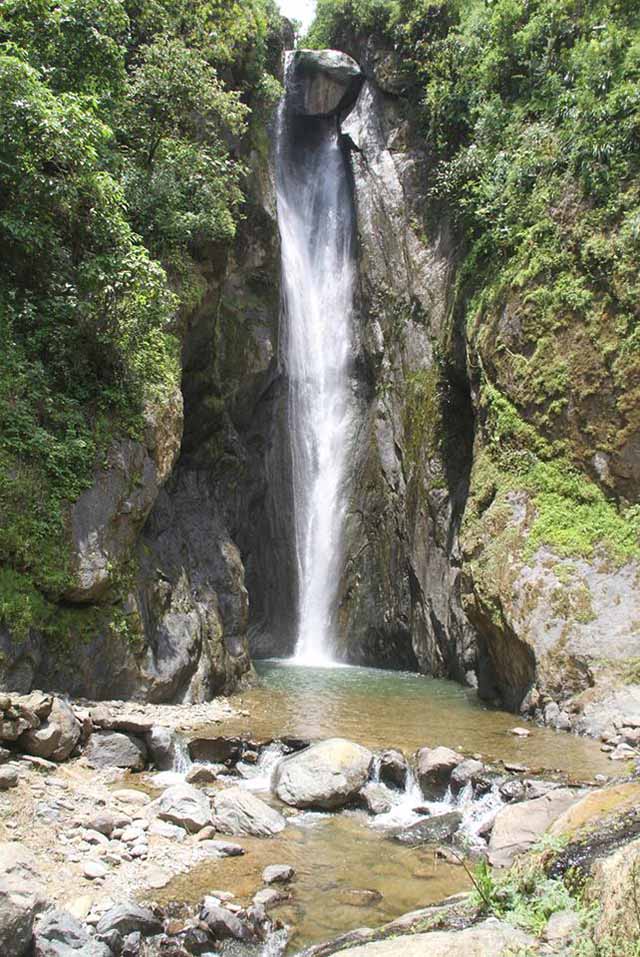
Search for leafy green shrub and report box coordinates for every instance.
[0,0,284,632]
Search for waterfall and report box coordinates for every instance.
[276,63,357,665]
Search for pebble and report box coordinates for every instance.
[81,829,110,846]
[0,767,19,789]
[83,861,109,880]
[263,864,295,885]
[196,826,217,842]
[509,727,531,737]
[112,789,150,806]
[121,825,145,843]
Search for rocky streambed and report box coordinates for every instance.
[1,679,640,956]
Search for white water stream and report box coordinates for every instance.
[276,75,357,665]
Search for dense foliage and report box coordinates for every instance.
[309,0,640,563]
[0,0,283,625]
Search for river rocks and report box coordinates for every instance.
[489,788,580,867]
[329,919,533,956]
[186,764,222,784]
[146,726,177,771]
[84,731,147,770]
[156,783,212,833]
[188,736,244,765]
[33,909,112,957]
[288,49,362,116]
[20,698,81,763]
[211,786,286,837]
[199,840,245,858]
[415,747,464,799]
[377,750,408,790]
[393,811,462,847]
[0,766,18,789]
[111,788,150,806]
[357,782,393,815]
[252,887,287,910]
[263,865,295,885]
[0,842,46,956]
[96,902,162,938]
[200,901,253,942]
[449,759,485,795]
[82,862,109,881]
[64,394,182,604]
[273,738,373,810]
[544,909,581,943]
[0,693,43,741]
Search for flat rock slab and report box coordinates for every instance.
[273,738,373,810]
[329,919,533,956]
[489,787,581,867]
[549,782,640,839]
[188,736,244,765]
[212,786,286,837]
[393,811,462,847]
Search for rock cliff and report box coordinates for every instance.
[3,26,640,731]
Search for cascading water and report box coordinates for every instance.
[276,60,357,665]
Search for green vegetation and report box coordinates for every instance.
[402,367,442,467]
[470,855,640,956]
[0,0,284,637]
[308,0,640,564]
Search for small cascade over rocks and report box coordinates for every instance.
[275,52,361,665]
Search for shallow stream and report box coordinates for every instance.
[152,662,613,952]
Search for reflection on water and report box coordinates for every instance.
[221,659,612,779]
[157,811,471,952]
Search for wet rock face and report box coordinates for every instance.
[64,391,183,604]
[332,76,476,682]
[393,811,463,847]
[288,49,362,116]
[415,747,464,800]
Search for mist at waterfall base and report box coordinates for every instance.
[276,69,357,668]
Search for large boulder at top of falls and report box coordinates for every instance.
[288,49,362,117]
[272,738,373,809]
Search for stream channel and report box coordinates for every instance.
[153,660,612,952]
